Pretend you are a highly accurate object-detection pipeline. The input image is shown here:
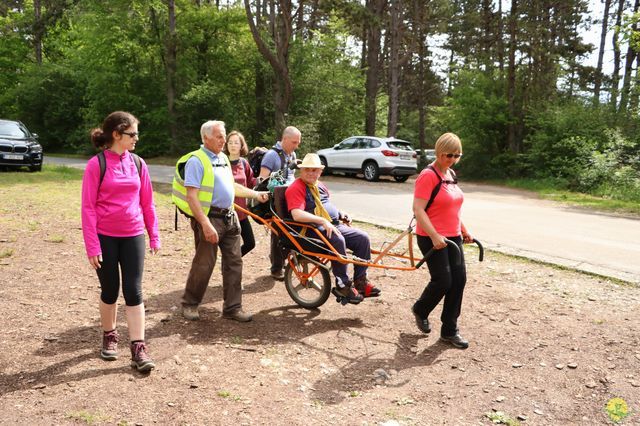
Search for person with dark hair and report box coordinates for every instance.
[81,111,160,372]
[258,126,301,280]
[411,132,473,349]
[223,131,256,256]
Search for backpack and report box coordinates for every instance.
[424,165,457,212]
[97,150,141,189]
[247,144,296,178]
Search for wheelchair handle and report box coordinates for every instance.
[415,238,461,269]
[472,238,484,262]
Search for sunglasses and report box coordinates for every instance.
[121,131,139,138]
[445,153,462,159]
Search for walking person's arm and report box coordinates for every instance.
[186,187,218,244]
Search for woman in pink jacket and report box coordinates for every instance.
[81,111,160,372]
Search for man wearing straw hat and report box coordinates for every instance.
[285,153,381,304]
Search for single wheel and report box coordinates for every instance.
[393,175,409,183]
[29,164,42,172]
[320,157,332,176]
[362,161,380,182]
[284,254,332,309]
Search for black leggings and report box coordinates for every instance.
[239,218,256,256]
[96,234,145,306]
[414,235,466,337]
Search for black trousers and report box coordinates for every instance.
[239,218,256,257]
[414,235,466,337]
[96,234,145,306]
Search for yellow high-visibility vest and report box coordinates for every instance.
[171,148,231,216]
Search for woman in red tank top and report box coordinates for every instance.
[411,133,474,349]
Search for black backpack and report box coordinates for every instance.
[424,165,457,211]
[247,144,295,178]
[97,150,141,189]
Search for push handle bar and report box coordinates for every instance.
[415,239,461,269]
[415,238,484,269]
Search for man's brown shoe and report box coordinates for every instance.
[222,309,253,322]
[181,305,200,321]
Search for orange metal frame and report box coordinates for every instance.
[234,204,423,273]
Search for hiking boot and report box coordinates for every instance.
[353,275,381,298]
[181,305,200,321]
[332,284,364,305]
[411,305,431,334]
[100,329,119,361]
[222,309,253,322]
[440,334,469,349]
[130,341,155,372]
[270,269,285,281]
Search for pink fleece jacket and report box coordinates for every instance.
[81,150,160,257]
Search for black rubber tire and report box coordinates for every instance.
[362,161,380,182]
[284,255,332,309]
[29,164,42,172]
[320,157,332,176]
[393,175,409,183]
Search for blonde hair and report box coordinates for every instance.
[224,131,249,156]
[434,133,462,156]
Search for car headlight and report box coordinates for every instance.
[30,144,42,153]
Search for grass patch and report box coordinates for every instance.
[45,235,65,243]
[485,411,520,425]
[0,249,13,258]
[66,410,110,424]
[0,164,83,185]
[490,178,640,216]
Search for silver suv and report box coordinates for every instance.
[317,136,417,182]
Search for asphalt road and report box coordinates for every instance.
[45,156,640,284]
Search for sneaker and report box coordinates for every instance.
[100,329,119,361]
[332,284,364,305]
[353,276,381,298]
[440,334,469,349]
[130,341,155,372]
[222,309,253,322]
[270,269,285,281]
[411,305,431,334]
[181,305,200,321]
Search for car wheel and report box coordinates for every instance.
[320,157,332,175]
[29,164,42,172]
[362,161,379,182]
[393,175,409,183]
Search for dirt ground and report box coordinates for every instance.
[0,180,639,426]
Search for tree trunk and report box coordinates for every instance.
[387,0,401,137]
[365,0,386,136]
[610,0,625,110]
[507,0,518,153]
[619,0,640,113]
[244,0,294,136]
[33,0,42,65]
[166,0,178,153]
[594,0,612,104]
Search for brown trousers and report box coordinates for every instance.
[181,213,243,314]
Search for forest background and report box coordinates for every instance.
[1,0,639,203]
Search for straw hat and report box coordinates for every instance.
[297,153,325,169]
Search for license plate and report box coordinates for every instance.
[4,154,23,160]
[400,154,411,160]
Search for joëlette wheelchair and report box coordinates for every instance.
[236,175,483,310]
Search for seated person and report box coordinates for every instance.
[285,153,381,304]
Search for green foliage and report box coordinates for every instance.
[524,102,612,182]
[288,17,365,154]
[577,130,640,201]
[430,70,509,178]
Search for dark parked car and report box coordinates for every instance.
[0,119,43,172]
